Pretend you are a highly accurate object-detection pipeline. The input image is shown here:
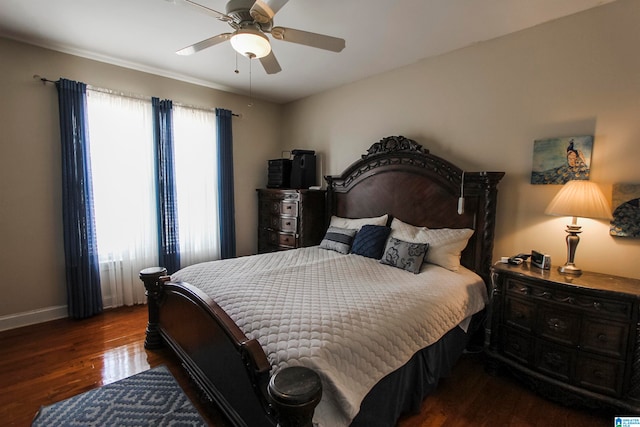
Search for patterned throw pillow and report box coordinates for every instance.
[319,226,357,254]
[350,225,391,259]
[389,218,474,271]
[380,237,429,274]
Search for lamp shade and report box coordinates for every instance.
[230,28,271,58]
[545,180,613,220]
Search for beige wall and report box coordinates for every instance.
[281,0,640,280]
[0,37,283,321]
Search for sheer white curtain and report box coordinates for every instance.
[173,105,220,267]
[87,90,157,307]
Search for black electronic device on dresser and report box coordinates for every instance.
[485,262,640,414]
[267,159,292,188]
[267,150,317,189]
[257,188,326,253]
[290,149,316,189]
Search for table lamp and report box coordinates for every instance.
[544,180,613,274]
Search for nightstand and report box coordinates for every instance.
[485,262,640,413]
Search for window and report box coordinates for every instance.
[173,105,220,267]
[86,90,219,307]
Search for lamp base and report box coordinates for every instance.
[558,263,582,275]
[560,223,583,275]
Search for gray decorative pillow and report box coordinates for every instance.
[320,226,357,254]
[380,237,429,274]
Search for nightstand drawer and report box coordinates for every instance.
[535,340,576,381]
[537,305,580,346]
[580,318,628,359]
[260,198,300,216]
[280,200,298,216]
[506,278,534,297]
[260,215,298,233]
[504,296,535,332]
[576,295,633,321]
[278,232,297,248]
[279,217,297,233]
[503,327,533,364]
[576,354,624,397]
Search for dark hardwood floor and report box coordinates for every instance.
[0,305,613,426]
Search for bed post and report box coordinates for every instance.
[268,367,322,427]
[466,171,504,287]
[139,266,168,350]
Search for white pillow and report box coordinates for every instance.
[390,218,474,271]
[329,214,388,231]
[390,217,428,241]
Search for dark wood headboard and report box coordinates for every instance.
[325,136,504,286]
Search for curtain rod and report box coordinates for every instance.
[33,74,240,117]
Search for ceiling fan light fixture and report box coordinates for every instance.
[230,28,271,58]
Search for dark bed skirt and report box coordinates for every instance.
[350,312,483,426]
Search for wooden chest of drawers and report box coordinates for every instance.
[257,189,326,253]
[486,262,640,413]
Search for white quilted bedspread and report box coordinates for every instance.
[172,246,487,427]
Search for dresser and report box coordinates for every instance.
[257,189,326,253]
[485,262,640,413]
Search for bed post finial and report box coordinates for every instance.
[268,366,322,427]
[362,135,428,158]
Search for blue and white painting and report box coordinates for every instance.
[610,183,640,238]
[531,135,593,184]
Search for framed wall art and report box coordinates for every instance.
[531,135,593,184]
[610,183,640,238]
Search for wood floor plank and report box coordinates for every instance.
[0,305,615,426]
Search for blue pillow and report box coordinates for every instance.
[380,237,429,274]
[350,225,391,259]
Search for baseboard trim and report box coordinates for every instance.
[0,296,120,332]
[0,305,68,332]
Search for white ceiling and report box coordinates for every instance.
[0,0,615,104]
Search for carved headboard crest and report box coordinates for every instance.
[363,136,428,159]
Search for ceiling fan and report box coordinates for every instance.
[173,0,346,74]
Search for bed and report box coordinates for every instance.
[140,135,504,427]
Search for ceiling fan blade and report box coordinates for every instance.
[176,33,232,55]
[171,0,230,22]
[250,0,289,24]
[270,27,345,52]
[259,51,282,74]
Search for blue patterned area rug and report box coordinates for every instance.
[32,365,207,426]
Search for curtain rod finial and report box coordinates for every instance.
[32,74,48,85]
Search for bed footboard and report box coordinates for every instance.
[139,268,322,427]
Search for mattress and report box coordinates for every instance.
[172,246,488,426]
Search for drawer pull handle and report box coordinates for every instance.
[514,311,525,319]
[547,318,567,332]
[541,291,552,299]
[592,369,605,379]
[518,287,529,295]
[593,302,602,310]
[597,333,608,342]
[543,352,565,369]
